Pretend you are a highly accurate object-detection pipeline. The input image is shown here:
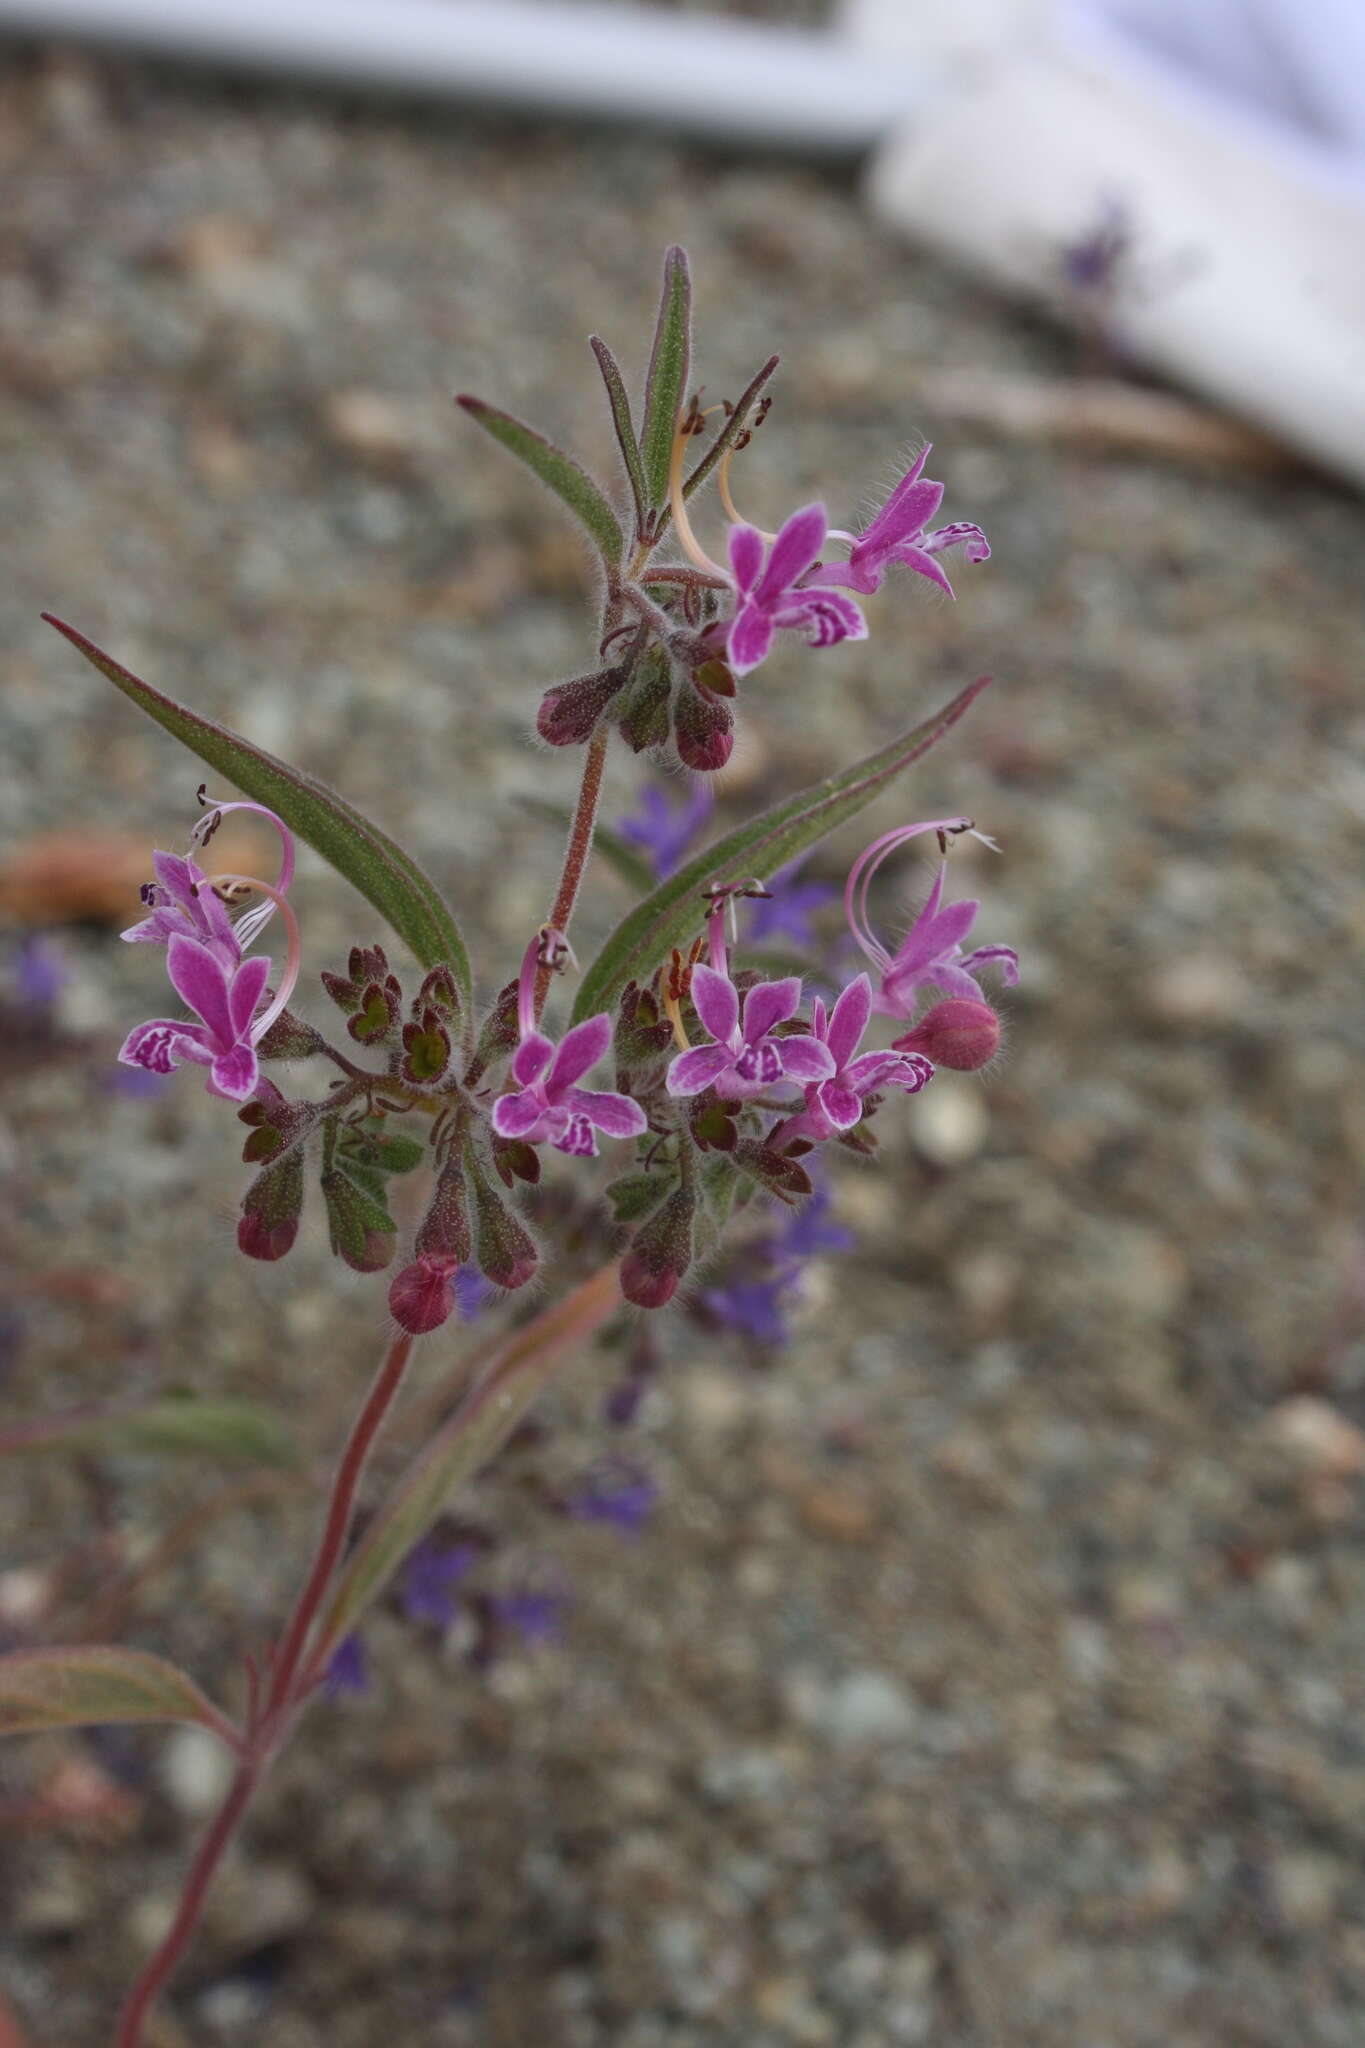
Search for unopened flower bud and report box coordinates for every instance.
[621,1186,695,1310]
[893,997,1000,1072]
[389,1254,460,1335]
[537,667,625,747]
[469,1160,539,1292]
[416,1158,472,1267]
[253,1006,325,1061]
[673,673,734,774]
[237,1147,304,1263]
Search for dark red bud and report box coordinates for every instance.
[238,1147,304,1263]
[536,668,625,746]
[470,1167,539,1292]
[620,1187,695,1310]
[237,1210,300,1262]
[673,676,734,773]
[893,998,1001,1072]
[388,1255,459,1335]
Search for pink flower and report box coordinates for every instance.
[719,504,868,678]
[818,447,990,599]
[782,973,933,1141]
[119,806,301,1104]
[666,964,834,1101]
[491,932,647,1158]
[845,817,1019,1021]
[120,932,278,1102]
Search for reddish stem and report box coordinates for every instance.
[535,726,609,1020]
[265,1330,414,1719]
[113,1756,261,2048]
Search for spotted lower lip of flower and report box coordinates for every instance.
[491,934,647,1158]
[716,504,869,679]
[118,875,301,1103]
[817,446,990,600]
[665,963,834,1101]
[844,818,1019,1021]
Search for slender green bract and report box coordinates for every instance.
[572,676,992,1021]
[590,335,649,540]
[0,1647,232,1741]
[455,397,623,567]
[312,1265,622,1662]
[42,616,471,1006]
[640,246,692,513]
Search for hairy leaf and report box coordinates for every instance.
[43,617,471,1006]
[640,245,692,514]
[590,335,649,539]
[573,677,991,1020]
[455,397,623,566]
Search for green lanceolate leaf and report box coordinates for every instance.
[640,245,692,514]
[455,396,623,567]
[572,676,992,1021]
[0,1646,236,1743]
[314,1265,622,1661]
[43,617,472,1006]
[590,335,649,539]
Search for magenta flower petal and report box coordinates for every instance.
[227,952,271,1039]
[690,963,741,1048]
[569,1088,647,1139]
[824,974,872,1069]
[774,1034,836,1084]
[492,1089,546,1141]
[888,544,956,597]
[960,943,1020,986]
[728,522,766,592]
[666,1043,732,1097]
[741,976,801,1043]
[165,934,235,1044]
[812,1080,864,1131]
[727,601,776,678]
[208,1041,259,1101]
[511,1030,555,1089]
[546,1012,613,1093]
[758,503,828,600]
[120,1017,212,1074]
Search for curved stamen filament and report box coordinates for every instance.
[192,798,297,950]
[844,817,976,970]
[205,874,302,1042]
[662,984,691,1054]
[668,414,729,580]
[716,441,777,545]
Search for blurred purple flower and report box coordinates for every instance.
[400,1538,479,1629]
[746,859,836,951]
[702,1273,794,1347]
[617,780,714,880]
[324,1635,369,1699]
[490,1585,568,1647]
[15,935,66,1013]
[566,1458,657,1537]
[777,1185,854,1262]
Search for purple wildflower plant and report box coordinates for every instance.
[400,1537,479,1629]
[122,798,296,962]
[324,1635,369,1700]
[745,856,836,952]
[818,447,990,601]
[844,817,1019,1022]
[666,963,832,1102]
[491,930,647,1158]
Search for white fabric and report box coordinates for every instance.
[845,0,1365,486]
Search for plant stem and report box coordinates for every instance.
[265,1330,414,1718]
[536,726,609,1020]
[113,1754,261,2048]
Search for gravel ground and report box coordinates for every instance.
[2,27,1365,2048]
